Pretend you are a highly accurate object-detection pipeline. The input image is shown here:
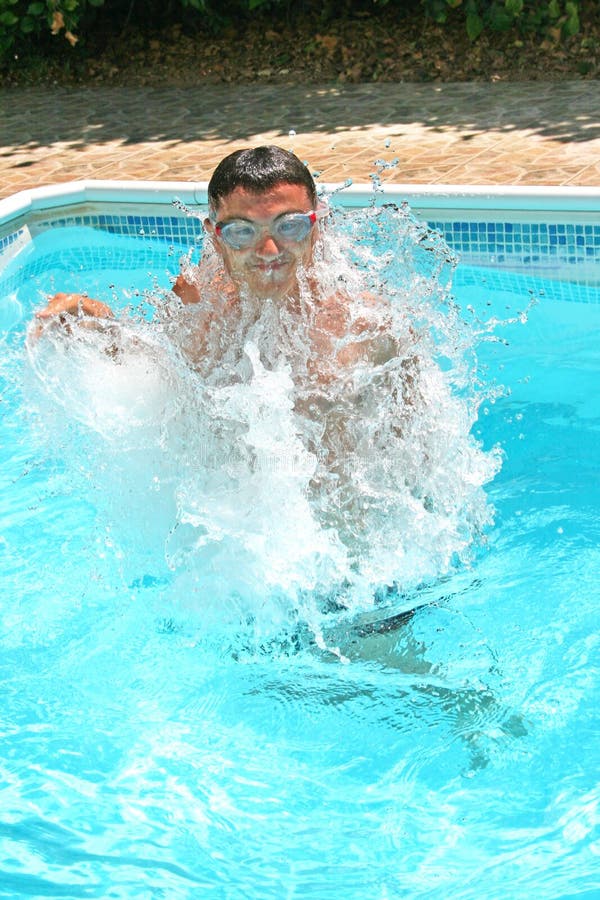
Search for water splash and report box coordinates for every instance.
[369,157,400,200]
[324,178,353,201]
[23,204,501,645]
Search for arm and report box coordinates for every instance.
[308,291,405,383]
[35,292,114,322]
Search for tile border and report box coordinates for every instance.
[1,181,599,301]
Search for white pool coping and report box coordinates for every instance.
[2,179,600,228]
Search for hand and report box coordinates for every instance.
[29,293,115,343]
[172,273,202,305]
[36,292,114,322]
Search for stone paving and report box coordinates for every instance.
[1,80,599,198]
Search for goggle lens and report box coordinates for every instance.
[214,208,326,250]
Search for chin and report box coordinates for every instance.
[246,270,295,298]
[252,283,290,300]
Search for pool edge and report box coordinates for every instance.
[2,179,600,230]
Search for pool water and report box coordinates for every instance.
[0,211,599,899]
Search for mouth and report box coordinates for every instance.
[252,256,291,272]
[254,259,289,272]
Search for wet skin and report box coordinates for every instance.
[34,181,404,387]
[203,183,318,301]
[35,183,318,318]
[173,182,403,384]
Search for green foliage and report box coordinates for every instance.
[420,0,581,41]
[0,0,583,66]
[178,0,207,10]
[0,0,107,60]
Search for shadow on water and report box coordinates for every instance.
[3,82,600,155]
[227,585,530,776]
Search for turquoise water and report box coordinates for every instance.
[0,214,599,899]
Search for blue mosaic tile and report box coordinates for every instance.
[454,265,599,305]
[0,226,28,255]
[30,212,205,246]
[1,209,599,303]
[427,218,600,274]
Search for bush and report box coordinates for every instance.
[0,0,106,59]
[420,0,580,41]
[0,0,583,66]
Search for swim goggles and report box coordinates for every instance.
[210,202,329,250]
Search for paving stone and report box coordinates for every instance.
[1,81,599,197]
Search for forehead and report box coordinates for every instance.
[214,183,314,220]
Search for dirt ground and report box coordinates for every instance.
[2,3,599,88]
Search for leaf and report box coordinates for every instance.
[50,10,64,34]
[488,7,513,31]
[466,11,483,40]
[0,10,18,25]
[548,0,561,19]
[315,34,339,56]
[563,1,580,36]
[26,1,45,13]
[20,15,36,32]
[504,0,523,16]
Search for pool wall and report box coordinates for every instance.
[1,180,599,292]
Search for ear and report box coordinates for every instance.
[204,216,224,258]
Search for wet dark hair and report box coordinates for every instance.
[208,145,317,212]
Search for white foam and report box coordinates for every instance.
[24,205,502,638]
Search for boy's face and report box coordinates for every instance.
[205,182,318,299]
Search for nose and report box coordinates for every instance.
[254,230,281,258]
